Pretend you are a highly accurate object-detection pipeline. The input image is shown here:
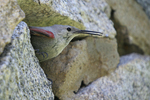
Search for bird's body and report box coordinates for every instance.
[30,25,108,62]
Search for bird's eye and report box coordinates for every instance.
[67,27,71,31]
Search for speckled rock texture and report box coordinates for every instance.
[25,0,121,99]
[136,0,150,19]
[41,37,118,100]
[50,0,115,38]
[72,53,150,100]
[105,0,150,55]
[1,0,150,100]
[17,0,115,38]
[17,0,85,31]
[0,21,54,100]
[0,0,25,55]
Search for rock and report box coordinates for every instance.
[136,0,150,19]
[0,0,25,55]
[50,0,115,38]
[41,37,119,100]
[17,0,85,31]
[17,0,115,38]
[0,21,54,100]
[72,53,150,100]
[105,0,150,55]
[17,0,119,99]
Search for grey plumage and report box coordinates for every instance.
[30,25,108,62]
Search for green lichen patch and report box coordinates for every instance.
[17,0,85,29]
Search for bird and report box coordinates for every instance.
[29,25,109,62]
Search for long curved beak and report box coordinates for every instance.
[74,30,103,36]
[74,30,109,38]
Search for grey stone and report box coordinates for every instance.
[0,0,25,55]
[17,0,119,99]
[17,0,115,38]
[106,0,150,55]
[41,37,119,100]
[51,0,114,38]
[73,53,150,100]
[136,0,150,19]
[0,21,54,100]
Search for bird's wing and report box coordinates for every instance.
[29,27,55,39]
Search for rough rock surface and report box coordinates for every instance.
[0,0,25,55]
[51,0,115,38]
[17,0,85,31]
[0,21,54,100]
[17,0,119,99]
[136,0,150,19]
[105,0,150,55]
[17,0,115,38]
[41,37,118,100]
[18,0,120,99]
[72,53,150,100]
[1,0,149,100]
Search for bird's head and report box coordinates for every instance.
[29,25,109,61]
[46,25,108,42]
[30,25,108,40]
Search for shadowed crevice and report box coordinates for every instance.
[110,8,144,56]
[73,80,87,94]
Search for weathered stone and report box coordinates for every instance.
[41,37,119,100]
[17,0,115,38]
[0,21,54,100]
[51,0,114,37]
[17,0,119,99]
[38,1,119,100]
[136,0,150,19]
[72,53,150,100]
[105,0,150,55]
[17,0,85,30]
[0,0,25,55]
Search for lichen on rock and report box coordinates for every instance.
[0,21,54,100]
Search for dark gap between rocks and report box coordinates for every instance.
[54,96,60,100]
[110,8,144,56]
[73,80,87,94]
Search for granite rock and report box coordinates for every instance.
[17,0,119,99]
[136,0,150,19]
[0,0,25,55]
[105,0,150,55]
[73,53,150,100]
[41,37,118,100]
[0,21,54,100]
